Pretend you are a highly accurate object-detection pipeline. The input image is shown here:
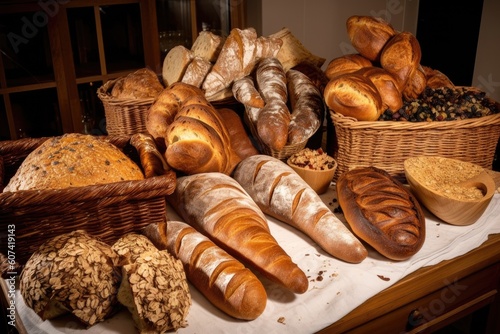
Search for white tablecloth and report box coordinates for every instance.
[9,185,500,334]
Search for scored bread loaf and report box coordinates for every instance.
[216,108,259,160]
[323,72,383,121]
[324,53,372,81]
[286,69,324,144]
[232,155,368,264]
[142,221,267,320]
[346,15,396,62]
[380,31,422,92]
[162,45,194,86]
[255,57,290,151]
[422,65,455,89]
[146,82,240,175]
[181,56,212,88]
[232,75,265,108]
[166,172,309,294]
[356,66,403,112]
[337,167,426,261]
[3,133,144,192]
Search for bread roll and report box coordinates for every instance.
[117,245,191,332]
[166,172,309,294]
[357,66,403,112]
[324,53,372,80]
[422,65,454,89]
[111,68,163,99]
[3,133,144,192]
[380,31,422,92]
[233,155,368,264]
[337,167,426,261]
[20,230,121,325]
[286,69,324,144]
[142,221,267,320]
[323,72,383,121]
[403,64,427,99]
[346,15,396,62]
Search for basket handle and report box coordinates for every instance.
[130,133,171,178]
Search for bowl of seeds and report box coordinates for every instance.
[404,156,496,225]
[287,148,337,194]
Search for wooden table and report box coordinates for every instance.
[318,170,500,334]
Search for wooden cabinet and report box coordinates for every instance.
[0,0,245,140]
[318,233,500,334]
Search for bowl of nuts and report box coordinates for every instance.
[287,148,337,194]
[404,156,496,226]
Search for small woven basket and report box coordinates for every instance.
[243,106,321,161]
[97,79,155,136]
[329,109,500,183]
[0,134,176,268]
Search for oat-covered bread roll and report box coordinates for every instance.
[111,68,163,99]
[20,230,121,326]
[113,233,191,333]
[346,15,396,62]
[337,166,426,261]
[3,133,144,192]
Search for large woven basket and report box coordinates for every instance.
[0,133,176,269]
[97,79,155,136]
[329,110,500,183]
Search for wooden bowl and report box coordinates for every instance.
[404,156,496,226]
[287,158,337,195]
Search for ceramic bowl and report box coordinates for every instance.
[287,157,337,195]
[404,156,496,226]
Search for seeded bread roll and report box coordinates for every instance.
[3,133,144,192]
[337,166,426,261]
[20,230,121,326]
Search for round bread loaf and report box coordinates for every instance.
[20,230,121,325]
[3,133,144,192]
[346,15,396,61]
[323,72,383,121]
[111,68,163,99]
[357,66,403,112]
[337,166,426,261]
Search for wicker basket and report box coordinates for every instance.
[329,110,500,183]
[243,106,322,161]
[97,79,155,136]
[0,134,176,268]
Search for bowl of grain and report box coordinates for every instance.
[287,148,337,194]
[404,156,496,226]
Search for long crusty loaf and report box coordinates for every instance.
[232,155,368,263]
[286,69,324,144]
[142,221,267,320]
[336,166,426,261]
[166,172,309,294]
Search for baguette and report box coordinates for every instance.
[142,221,267,320]
[166,172,309,294]
[232,155,368,263]
[286,69,324,144]
[216,108,259,160]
